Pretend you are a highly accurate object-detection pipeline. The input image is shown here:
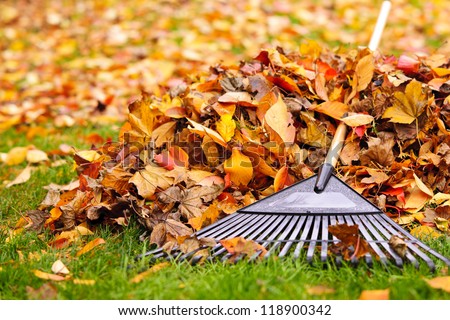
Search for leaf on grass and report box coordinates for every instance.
[220,237,267,260]
[130,262,171,283]
[410,226,442,240]
[328,224,372,260]
[424,276,450,293]
[76,238,106,257]
[23,210,50,232]
[33,270,66,281]
[26,283,58,300]
[26,149,48,163]
[51,260,70,275]
[6,166,33,188]
[359,289,390,300]
[73,279,96,285]
[306,285,336,296]
[4,146,28,165]
[382,79,427,124]
[224,148,253,186]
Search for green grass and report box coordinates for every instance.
[0,124,449,300]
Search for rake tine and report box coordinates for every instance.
[372,214,437,270]
[351,215,386,267]
[306,216,322,263]
[278,215,307,257]
[199,213,254,238]
[196,212,245,236]
[378,214,450,266]
[320,215,330,263]
[329,215,342,267]
[293,215,314,259]
[264,215,300,257]
[343,215,360,266]
[260,215,295,250]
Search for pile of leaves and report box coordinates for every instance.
[15,43,450,258]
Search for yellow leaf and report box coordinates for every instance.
[355,54,374,91]
[73,279,96,285]
[433,68,450,77]
[26,149,48,163]
[430,193,450,206]
[75,150,102,163]
[403,186,431,213]
[341,113,374,127]
[187,118,228,147]
[76,238,106,257]
[216,114,236,142]
[382,79,427,124]
[51,260,70,275]
[129,165,174,199]
[127,94,162,138]
[130,262,171,283]
[264,95,296,144]
[306,285,336,295]
[5,146,28,165]
[151,121,176,148]
[410,226,442,240]
[299,40,322,60]
[413,173,434,197]
[359,289,390,300]
[424,276,450,293]
[33,270,66,282]
[224,149,253,186]
[311,101,349,120]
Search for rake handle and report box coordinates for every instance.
[314,121,347,193]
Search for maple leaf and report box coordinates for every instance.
[129,165,174,199]
[382,79,428,124]
[328,224,373,261]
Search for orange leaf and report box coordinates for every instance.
[33,270,66,282]
[264,94,296,144]
[187,118,228,147]
[359,289,390,300]
[311,101,349,120]
[130,262,171,283]
[274,166,289,192]
[223,148,253,186]
[76,238,106,257]
[220,237,267,259]
[424,276,450,293]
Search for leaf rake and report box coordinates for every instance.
[137,1,450,271]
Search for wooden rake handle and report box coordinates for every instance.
[314,121,347,193]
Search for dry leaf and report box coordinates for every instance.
[33,269,66,281]
[355,54,375,92]
[76,238,106,257]
[220,237,267,260]
[224,148,253,186]
[382,79,427,124]
[359,289,390,300]
[26,149,49,163]
[187,118,228,147]
[388,235,407,258]
[26,283,58,300]
[424,276,450,293]
[4,146,28,165]
[51,260,70,275]
[264,94,296,144]
[311,101,349,120]
[129,165,174,199]
[130,262,171,283]
[216,113,236,142]
[410,226,442,240]
[328,224,372,260]
[306,285,336,296]
[73,279,96,285]
[6,166,33,188]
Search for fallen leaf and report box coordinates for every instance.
[306,285,336,296]
[187,118,228,147]
[311,101,349,120]
[130,262,171,283]
[33,269,66,281]
[6,166,33,188]
[388,235,407,258]
[26,283,58,300]
[76,238,106,257]
[26,149,49,163]
[382,79,427,124]
[355,54,375,91]
[410,226,443,240]
[72,279,96,285]
[341,113,374,127]
[220,237,267,260]
[359,289,390,300]
[129,165,174,199]
[264,94,296,144]
[4,146,28,165]
[360,133,395,167]
[51,260,70,275]
[328,224,373,260]
[424,276,450,293]
[224,148,253,186]
[216,113,236,142]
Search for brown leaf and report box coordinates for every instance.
[388,235,407,258]
[101,167,132,194]
[23,210,50,233]
[26,283,58,300]
[328,224,372,260]
[129,165,174,199]
[220,237,267,260]
[360,132,395,167]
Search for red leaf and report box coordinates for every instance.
[382,187,406,205]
